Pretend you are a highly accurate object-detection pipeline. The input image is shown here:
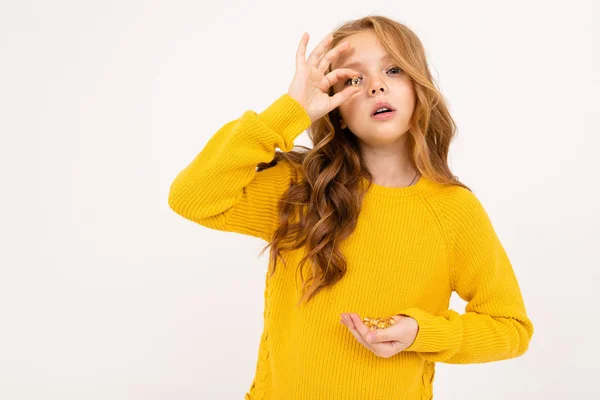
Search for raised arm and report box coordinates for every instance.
[168,94,312,242]
[169,32,364,242]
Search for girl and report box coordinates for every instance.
[168,15,534,400]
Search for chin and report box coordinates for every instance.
[359,131,408,147]
[373,125,409,138]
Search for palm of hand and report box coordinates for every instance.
[341,312,419,359]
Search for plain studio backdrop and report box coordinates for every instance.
[1,0,598,399]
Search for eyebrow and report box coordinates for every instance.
[339,54,393,69]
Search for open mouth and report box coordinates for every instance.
[372,109,394,116]
[371,109,396,119]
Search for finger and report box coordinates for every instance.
[365,324,397,344]
[295,32,309,70]
[363,314,404,342]
[349,313,372,337]
[343,315,404,357]
[349,313,393,348]
[316,41,350,75]
[320,69,361,106]
[349,313,376,345]
[320,68,360,92]
[328,86,360,110]
[343,314,374,350]
[306,33,333,68]
[349,314,406,357]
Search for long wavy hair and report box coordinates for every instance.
[257,15,471,307]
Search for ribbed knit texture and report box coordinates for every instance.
[168,93,534,399]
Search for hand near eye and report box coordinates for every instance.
[287,32,361,123]
[340,312,419,359]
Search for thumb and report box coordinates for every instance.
[367,326,398,343]
[330,86,360,109]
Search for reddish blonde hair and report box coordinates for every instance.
[257,14,470,306]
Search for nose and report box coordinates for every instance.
[369,84,386,95]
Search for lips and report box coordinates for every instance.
[371,101,396,116]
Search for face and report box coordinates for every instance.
[331,30,416,148]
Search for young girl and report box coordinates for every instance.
[168,15,534,400]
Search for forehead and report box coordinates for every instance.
[332,31,392,68]
[338,54,393,69]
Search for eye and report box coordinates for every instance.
[344,76,363,86]
[343,67,402,86]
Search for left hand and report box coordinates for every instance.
[340,312,419,358]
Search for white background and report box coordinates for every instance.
[1,0,598,399]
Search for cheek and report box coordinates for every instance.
[405,90,417,113]
[403,82,417,104]
[394,84,416,114]
[338,100,358,122]
[336,104,348,121]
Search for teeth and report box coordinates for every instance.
[374,107,390,114]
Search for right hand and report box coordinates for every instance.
[287,32,361,123]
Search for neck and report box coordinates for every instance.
[359,137,418,187]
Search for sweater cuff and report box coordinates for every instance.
[257,93,313,152]
[397,307,463,353]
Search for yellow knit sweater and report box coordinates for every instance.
[168,93,534,399]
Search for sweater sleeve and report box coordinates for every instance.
[167,93,312,242]
[397,190,534,364]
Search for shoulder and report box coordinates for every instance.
[423,181,490,229]
[424,180,481,208]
